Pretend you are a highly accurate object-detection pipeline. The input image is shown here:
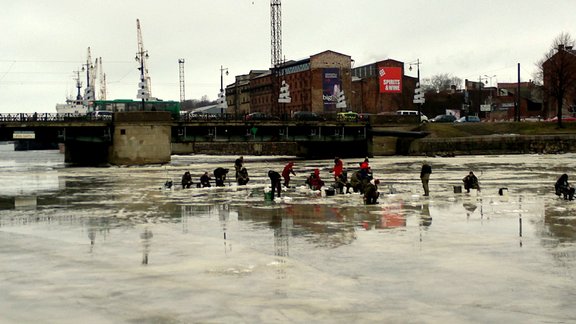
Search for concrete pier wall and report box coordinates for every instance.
[407,134,576,156]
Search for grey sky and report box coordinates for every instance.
[0,0,574,113]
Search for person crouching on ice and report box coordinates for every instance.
[555,173,575,201]
[213,167,229,187]
[181,171,193,189]
[306,169,325,191]
[463,171,481,193]
[364,179,380,205]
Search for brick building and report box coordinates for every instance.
[351,59,418,114]
[226,50,353,117]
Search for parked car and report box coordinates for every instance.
[431,114,457,123]
[87,110,113,120]
[293,111,324,121]
[455,116,481,123]
[396,110,428,122]
[546,116,576,122]
[244,112,280,121]
[336,111,359,122]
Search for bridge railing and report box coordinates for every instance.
[0,113,113,122]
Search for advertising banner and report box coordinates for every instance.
[379,66,402,93]
[323,68,340,111]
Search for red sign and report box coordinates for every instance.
[379,67,402,93]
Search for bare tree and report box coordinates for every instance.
[536,32,576,127]
[421,73,463,93]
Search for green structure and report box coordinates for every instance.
[92,99,180,119]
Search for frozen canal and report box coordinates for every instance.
[0,142,575,323]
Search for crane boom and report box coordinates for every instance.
[270,0,282,67]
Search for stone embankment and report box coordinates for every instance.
[405,122,576,156]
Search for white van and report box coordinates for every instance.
[396,110,428,122]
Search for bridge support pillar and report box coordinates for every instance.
[109,112,172,165]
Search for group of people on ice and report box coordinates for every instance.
[264,157,381,205]
[180,155,574,204]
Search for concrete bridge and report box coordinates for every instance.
[1,112,424,165]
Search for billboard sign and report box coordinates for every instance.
[322,68,341,111]
[379,66,402,93]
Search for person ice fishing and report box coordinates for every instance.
[306,168,325,191]
[234,156,244,182]
[420,162,432,196]
[181,171,193,189]
[359,158,371,181]
[555,173,575,200]
[364,179,380,204]
[463,171,481,193]
[332,157,343,180]
[282,161,296,188]
[237,167,249,186]
[200,172,211,188]
[335,170,351,194]
[213,167,229,187]
[349,170,363,193]
[268,170,282,199]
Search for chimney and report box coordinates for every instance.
[558,44,565,51]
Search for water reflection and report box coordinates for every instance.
[140,228,153,265]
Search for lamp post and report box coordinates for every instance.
[484,74,496,88]
[408,59,422,117]
[220,65,229,93]
[219,65,229,115]
[478,75,490,117]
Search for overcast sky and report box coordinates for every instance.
[0,0,574,113]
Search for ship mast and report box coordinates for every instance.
[135,19,152,107]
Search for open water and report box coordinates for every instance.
[0,142,575,323]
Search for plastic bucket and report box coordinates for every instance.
[264,191,273,200]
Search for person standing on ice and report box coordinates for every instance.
[420,162,432,196]
[268,170,282,199]
[281,161,296,188]
[332,157,343,180]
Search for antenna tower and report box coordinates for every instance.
[270,0,282,67]
[178,59,185,102]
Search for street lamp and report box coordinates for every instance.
[220,65,229,93]
[484,74,496,87]
[218,66,229,114]
[478,75,490,116]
